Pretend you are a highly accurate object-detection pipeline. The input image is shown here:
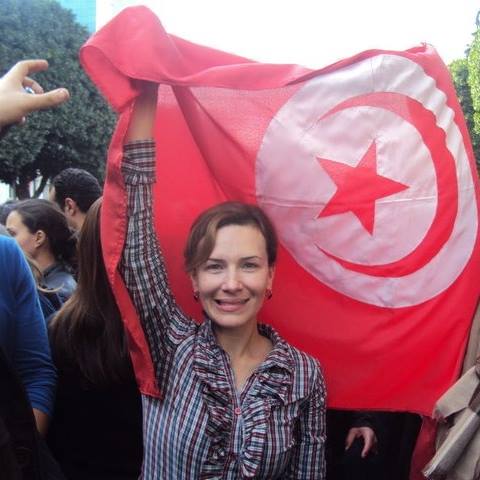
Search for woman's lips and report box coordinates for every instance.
[214,298,249,312]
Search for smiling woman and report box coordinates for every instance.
[118,83,327,478]
[191,223,274,331]
[186,203,276,332]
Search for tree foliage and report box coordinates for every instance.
[449,9,480,170]
[450,58,480,169]
[468,13,480,140]
[0,0,115,198]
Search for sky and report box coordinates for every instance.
[97,0,480,68]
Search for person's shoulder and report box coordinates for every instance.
[264,324,325,400]
[287,347,326,405]
[43,265,76,297]
[0,235,23,264]
[0,234,16,250]
[287,343,324,383]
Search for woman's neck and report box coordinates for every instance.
[35,250,56,273]
[213,321,273,392]
[213,320,274,367]
[214,321,261,361]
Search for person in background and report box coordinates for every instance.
[327,409,421,480]
[0,201,17,225]
[0,233,56,437]
[0,59,69,131]
[0,58,68,479]
[49,168,102,231]
[6,199,77,302]
[47,197,143,480]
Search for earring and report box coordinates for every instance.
[193,291,200,302]
[265,289,273,300]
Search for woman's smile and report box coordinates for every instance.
[214,297,250,312]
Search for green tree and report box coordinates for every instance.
[0,0,115,198]
[450,58,480,169]
[448,9,480,170]
[468,11,480,151]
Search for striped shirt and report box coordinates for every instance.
[119,140,326,479]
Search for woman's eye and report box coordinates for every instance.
[205,263,222,271]
[243,262,259,270]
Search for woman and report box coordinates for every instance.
[47,198,143,480]
[6,199,76,302]
[119,84,326,478]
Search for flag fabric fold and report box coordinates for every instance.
[81,6,480,416]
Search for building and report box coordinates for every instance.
[58,0,138,32]
[57,0,96,32]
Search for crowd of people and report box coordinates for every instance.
[0,57,476,480]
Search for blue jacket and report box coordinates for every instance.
[42,263,76,303]
[0,236,56,416]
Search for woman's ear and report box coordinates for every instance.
[34,229,46,248]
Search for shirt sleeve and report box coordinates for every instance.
[287,364,327,479]
[11,241,56,416]
[350,410,378,432]
[119,139,194,391]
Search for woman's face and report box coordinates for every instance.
[191,224,274,330]
[6,211,39,258]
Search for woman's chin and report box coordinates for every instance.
[206,308,257,331]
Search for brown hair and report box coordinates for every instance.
[184,201,278,273]
[49,198,132,385]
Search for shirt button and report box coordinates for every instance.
[234,407,242,415]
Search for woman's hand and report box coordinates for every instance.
[0,59,69,129]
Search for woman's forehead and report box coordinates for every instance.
[210,224,267,257]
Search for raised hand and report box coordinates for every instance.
[0,59,69,129]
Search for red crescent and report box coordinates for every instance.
[316,92,458,277]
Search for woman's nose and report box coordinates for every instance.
[221,268,242,291]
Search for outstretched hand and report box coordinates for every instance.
[345,426,378,458]
[0,59,69,129]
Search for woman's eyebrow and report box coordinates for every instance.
[206,255,263,262]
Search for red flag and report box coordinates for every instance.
[81,6,480,415]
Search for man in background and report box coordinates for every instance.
[49,168,102,231]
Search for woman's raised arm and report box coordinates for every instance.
[119,83,194,391]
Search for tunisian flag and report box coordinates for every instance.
[81,6,480,415]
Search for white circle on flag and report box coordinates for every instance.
[256,53,478,307]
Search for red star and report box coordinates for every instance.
[317,141,409,235]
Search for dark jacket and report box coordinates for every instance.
[0,347,64,480]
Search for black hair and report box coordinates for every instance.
[0,200,18,225]
[51,168,102,213]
